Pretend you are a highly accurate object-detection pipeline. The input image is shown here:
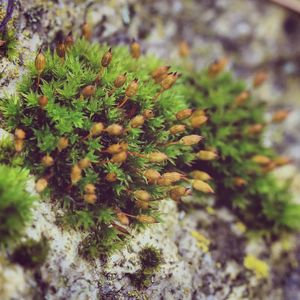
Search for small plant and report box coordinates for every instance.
[10,235,49,269]
[1,36,201,256]
[0,164,36,247]
[178,60,300,231]
[130,245,163,289]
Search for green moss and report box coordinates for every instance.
[179,67,299,231]
[0,135,23,167]
[130,245,163,289]
[11,236,49,268]
[0,164,36,247]
[0,37,196,256]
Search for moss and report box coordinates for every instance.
[130,245,163,289]
[139,245,162,269]
[178,64,300,232]
[10,236,49,268]
[0,164,36,248]
[0,135,23,167]
[0,37,197,256]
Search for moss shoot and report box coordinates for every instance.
[0,164,36,248]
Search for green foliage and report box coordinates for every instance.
[0,135,23,166]
[0,38,196,256]
[180,68,298,231]
[0,164,36,247]
[10,236,49,268]
[130,245,163,289]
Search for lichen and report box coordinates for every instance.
[243,254,269,279]
[191,230,211,253]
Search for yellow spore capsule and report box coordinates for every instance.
[114,73,127,88]
[105,124,123,136]
[130,40,141,59]
[190,170,212,181]
[81,85,96,98]
[71,164,82,185]
[143,109,155,119]
[143,169,161,184]
[84,183,96,194]
[38,95,48,108]
[136,200,149,209]
[133,190,152,201]
[160,72,178,90]
[105,144,123,154]
[14,139,24,152]
[208,57,228,77]
[117,212,130,225]
[192,180,214,194]
[35,49,46,74]
[272,110,289,123]
[111,151,127,163]
[130,115,145,128]
[84,193,97,204]
[234,177,247,187]
[15,128,26,140]
[125,79,139,97]
[169,186,189,201]
[251,155,271,165]
[179,135,203,146]
[35,178,48,193]
[41,155,54,167]
[169,124,186,135]
[105,173,118,182]
[246,124,264,135]
[197,150,217,161]
[137,214,156,224]
[253,71,268,88]
[178,40,190,57]
[190,115,208,128]
[57,137,69,152]
[90,122,104,137]
[176,109,193,120]
[148,152,168,163]
[101,48,112,67]
[82,22,92,41]
[162,172,182,183]
[234,91,250,106]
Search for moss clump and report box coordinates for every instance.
[0,164,36,247]
[130,245,163,289]
[179,62,299,231]
[1,36,200,256]
[11,236,49,268]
